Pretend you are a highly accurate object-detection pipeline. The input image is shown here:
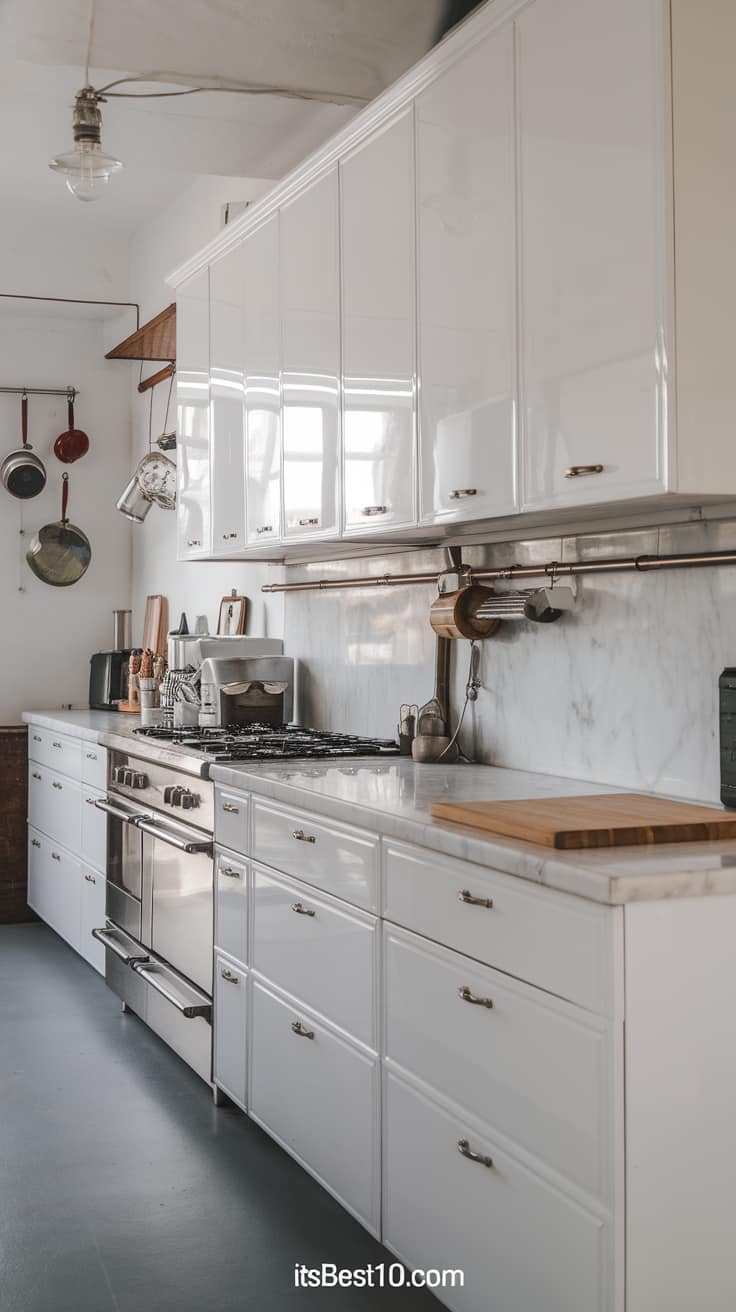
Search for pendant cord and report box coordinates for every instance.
[84,0,96,87]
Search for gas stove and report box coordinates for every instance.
[132,722,400,764]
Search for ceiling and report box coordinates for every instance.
[0,0,450,233]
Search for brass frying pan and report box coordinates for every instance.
[26,473,91,587]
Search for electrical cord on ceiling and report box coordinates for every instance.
[84,0,96,87]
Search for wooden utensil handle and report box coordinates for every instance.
[68,397,75,428]
[61,472,69,521]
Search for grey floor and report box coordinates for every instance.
[0,923,438,1312]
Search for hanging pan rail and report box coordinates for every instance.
[261,548,736,594]
[0,386,78,398]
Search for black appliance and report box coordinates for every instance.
[133,722,400,764]
[89,650,131,711]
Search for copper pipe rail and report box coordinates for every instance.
[0,385,78,398]
[261,548,736,594]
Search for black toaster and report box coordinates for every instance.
[89,650,130,711]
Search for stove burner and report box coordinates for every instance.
[133,722,400,762]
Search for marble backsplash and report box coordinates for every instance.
[282,517,736,803]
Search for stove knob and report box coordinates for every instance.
[163,786,175,805]
[181,793,194,809]
[132,772,148,789]
[111,766,123,784]
[171,787,184,807]
[122,769,134,787]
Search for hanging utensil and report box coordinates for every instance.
[1,394,46,499]
[26,472,91,587]
[53,394,89,464]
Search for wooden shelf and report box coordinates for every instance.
[105,303,175,363]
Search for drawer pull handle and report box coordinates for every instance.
[458,985,493,1009]
[458,889,493,909]
[360,505,387,517]
[222,531,239,540]
[564,464,604,478]
[51,852,61,862]
[222,803,239,814]
[221,968,239,984]
[33,734,42,742]
[85,796,97,805]
[52,741,62,748]
[291,829,316,844]
[187,538,202,547]
[32,771,41,780]
[448,488,477,500]
[256,525,273,535]
[221,866,241,878]
[291,1020,315,1040]
[31,838,41,848]
[86,752,97,760]
[52,781,63,790]
[298,517,319,527]
[84,873,96,884]
[291,901,316,917]
[457,1138,493,1169]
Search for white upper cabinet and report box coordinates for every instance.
[280,168,341,542]
[176,267,211,559]
[341,111,416,535]
[209,245,247,556]
[416,26,517,527]
[245,217,282,548]
[519,0,669,510]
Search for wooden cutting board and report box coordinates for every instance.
[430,793,736,850]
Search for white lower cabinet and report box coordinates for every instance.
[213,952,248,1111]
[81,787,107,873]
[383,1071,608,1312]
[214,848,249,968]
[28,828,80,952]
[79,867,105,973]
[250,979,380,1234]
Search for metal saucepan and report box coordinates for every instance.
[54,395,89,464]
[1,394,47,498]
[26,472,91,587]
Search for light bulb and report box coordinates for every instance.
[49,88,123,202]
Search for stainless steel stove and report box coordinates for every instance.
[131,722,401,766]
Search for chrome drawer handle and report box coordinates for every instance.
[256,525,273,535]
[33,734,42,742]
[86,751,97,760]
[291,1020,315,1040]
[52,781,63,790]
[458,889,493,909]
[291,829,316,844]
[222,531,238,539]
[291,901,316,917]
[221,968,239,984]
[31,838,41,848]
[32,771,41,780]
[360,505,387,516]
[448,488,477,500]
[221,866,241,878]
[457,1138,493,1169]
[298,517,319,527]
[51,852,61,862]
[187,538,201,546]
[84,873,96,884]
[458,985,493,1009]
[222,802,239,814]
[52,741,62,748]
[564,464,604,478]
[85,796,97,805]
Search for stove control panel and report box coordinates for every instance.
[163,785,201,810]
[112,766,149,789]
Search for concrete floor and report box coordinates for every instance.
[0,923,438,1312]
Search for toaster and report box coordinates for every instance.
[89,650,131,711]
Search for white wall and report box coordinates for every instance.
[127,174,285,649]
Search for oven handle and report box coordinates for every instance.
[92,927,149,966]
[94,798,148,824]
[134,817,213,856]
[131,962,212,1019]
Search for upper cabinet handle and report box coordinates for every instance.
[448,488,477,500]
[564,464,604,478]
[298,517,319,527]
[360,505,387,517]
[291,829,316,844]
[222,531,238,540]
[187,538,201,547]
[458,888,493,909]
[458,985,493,1009]
[255,525,273,535]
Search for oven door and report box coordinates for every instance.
[137,815,214,995]
[94,796,147,937]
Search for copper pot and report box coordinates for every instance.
[429,586,500,640]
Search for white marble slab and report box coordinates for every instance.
[22,708,133,743]
[209,757,736,906]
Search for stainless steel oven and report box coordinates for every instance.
[92,749,215,1084]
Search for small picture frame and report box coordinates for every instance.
[217,593,248,636]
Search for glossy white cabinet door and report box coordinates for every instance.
[214,848,249,967]
[245,217,282,547]
[213,952,247,1110]
[341,112,415,534]
[79,867,105,974]
[28,828,80,952]
[519,0,669,509]
[176,268,211,558]
[280,169,340,541]
[417,26,517,526]
[210,245,247,555]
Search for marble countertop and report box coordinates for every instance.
[23,708,736,906]
[210,757,736,906]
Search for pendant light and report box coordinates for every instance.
[49,87,123,202]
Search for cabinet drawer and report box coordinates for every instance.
[250,981,379,1234]
[383,840,614,1015]
[27,828,80,952]
[253,799,379,912]
[81,787,107,871]
[27,727,81,778]
[252,866,377,1047]
[81,744,107,790]
[214,848,248,967]
[385,926,611,1201]
[214,787,250,854]
[79,867,105,974]
[28,765,81,854]
[213,952,247,1110]
[383,1072,608,1312]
